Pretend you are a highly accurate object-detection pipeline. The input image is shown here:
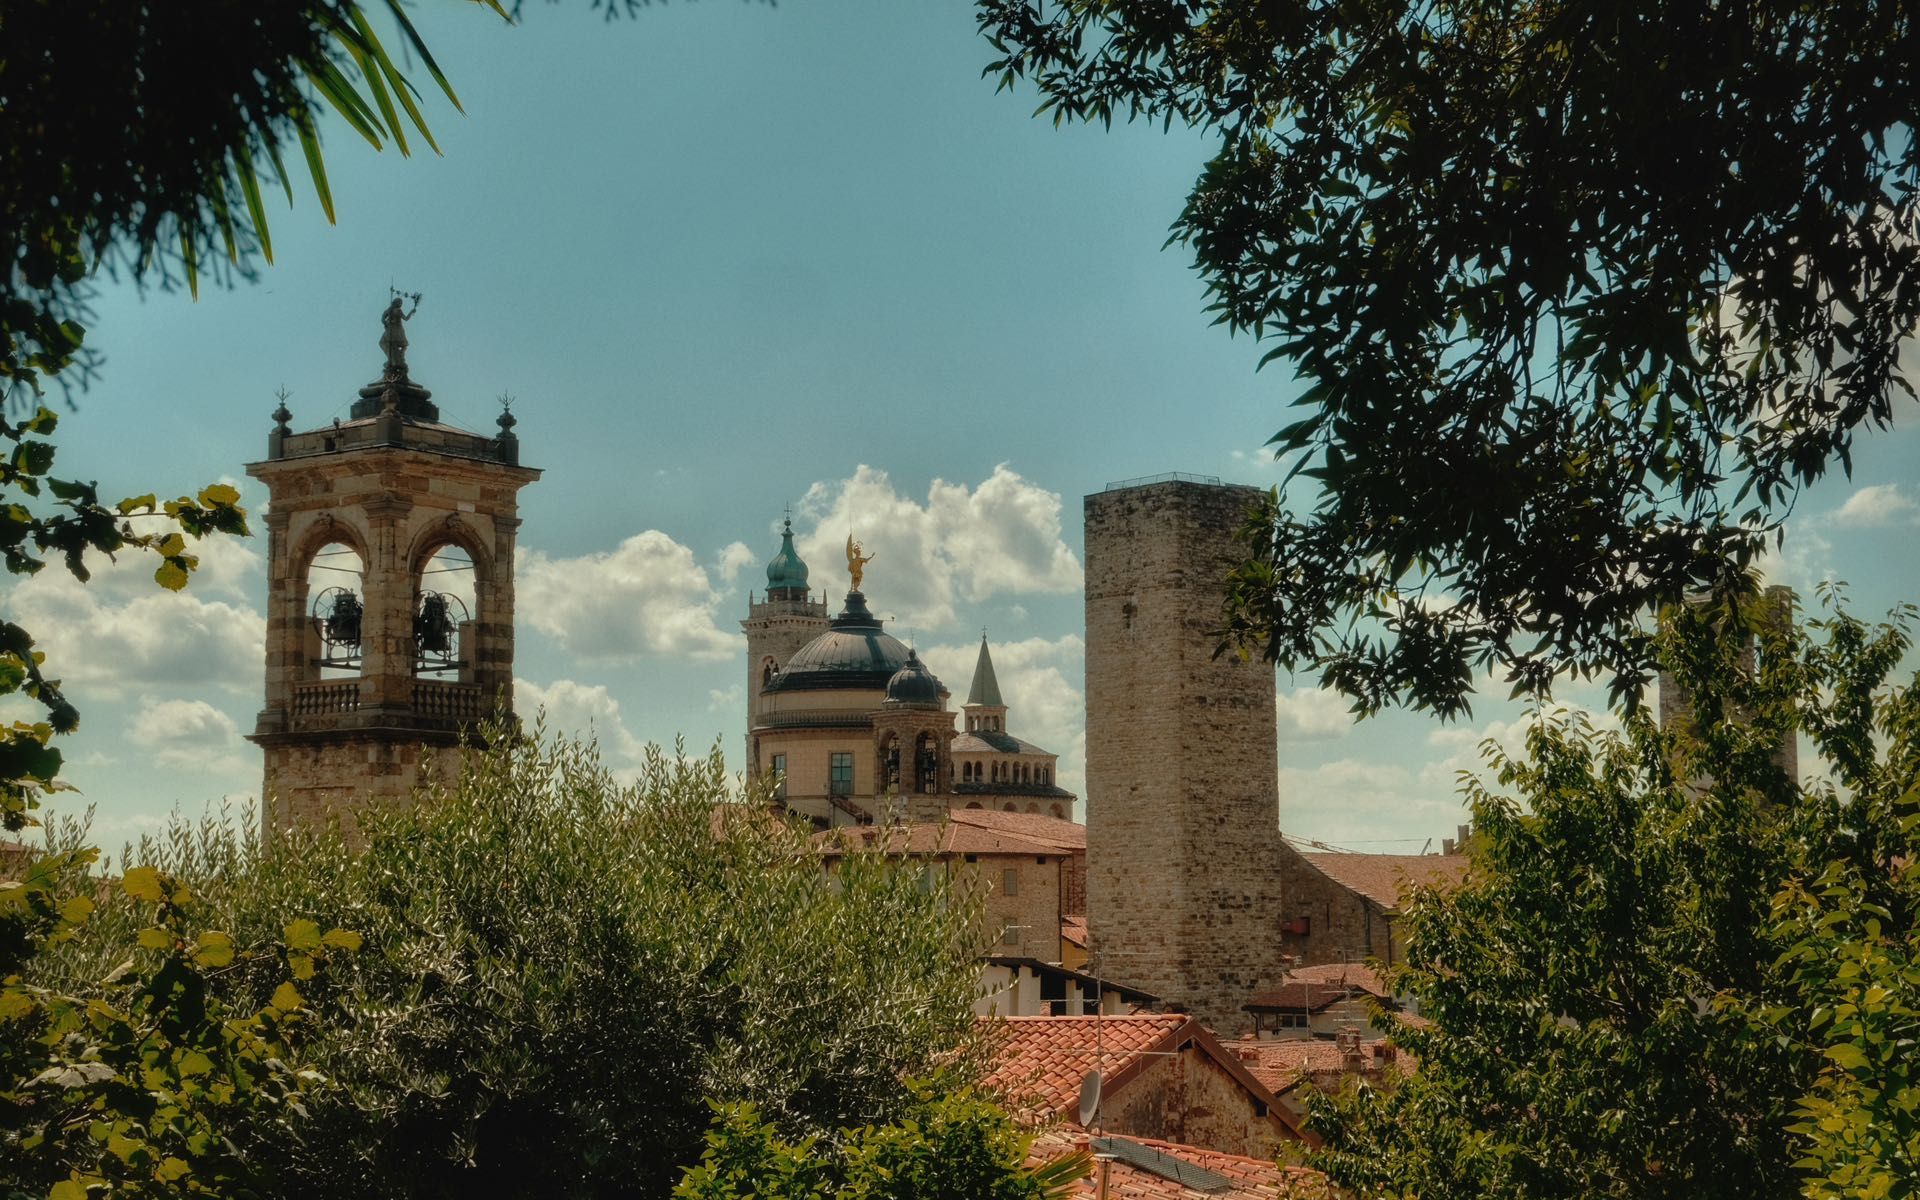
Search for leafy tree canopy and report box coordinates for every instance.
[20,731,990,1198]
[978,0,1920,716]
[1307,591,1920,1198]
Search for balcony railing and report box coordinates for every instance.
[414,680,486,721]
[291,680,360,716]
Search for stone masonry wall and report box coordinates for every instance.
[1084,480,1287,1031]
[1103,1046,1287,1158]
[1273,843,1395,973]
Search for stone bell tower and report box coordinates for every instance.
[247,296,540,835]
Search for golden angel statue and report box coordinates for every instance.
[845,535,875,591]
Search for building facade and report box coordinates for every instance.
[743,531,1074,825]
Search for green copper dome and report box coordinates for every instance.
[765,519,810,593]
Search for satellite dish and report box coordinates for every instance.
[1077,1069,1103,1128]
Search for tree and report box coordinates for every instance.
[1302,593,1919,1198]
[673,1090,1092,1200]
[24,730,990,1199]
[1,850,354,1198]
[977,0,1920,716]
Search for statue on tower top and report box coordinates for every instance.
[845,535,875,592]
[380,290,423,377]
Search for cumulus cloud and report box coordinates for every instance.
[6,535,265,700]
[1829,482,1919,529]
[714,541,757,586]
[922,634,1086,804]
[1276,685,1355,741]
[794,465,1080,631]
[516,677,647,769]
[1278,757,1466,850]
[126,698,251,776]
[518,532,740,663]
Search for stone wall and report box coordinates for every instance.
[1103,1046,1288,1158]
[1084,479,1287,1031]
[1272,843,1396,971]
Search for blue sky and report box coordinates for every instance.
[13,0,1919,851]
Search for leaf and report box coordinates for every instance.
[193,931,234,968]
[271,980,304,1012]
[321,928,362,951]
[153,560,189,591]
[122,866,166,902]
[1826,1043,1869,1070]
[59,894,94,924]
[199,483,241,507]
[137,926,172,951]
[283,918,322,951]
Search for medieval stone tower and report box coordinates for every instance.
[1657,584,1799,780]
[247,298,539,834]
[1083,476,1288,1030]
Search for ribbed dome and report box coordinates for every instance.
[884,650,944,707]
[765,519,809,593]
[764,590,909,693]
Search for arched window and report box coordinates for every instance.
[966,802,983,810]
[761,658,779,689]
[915,733,939,794]
[304,541,366,681]
[1002,802,1017,812]
[1049,803,1065,819]
[412,545,476,680]
[1025,802,1040,814]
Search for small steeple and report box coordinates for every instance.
[765,516,811,600]
[964,633,1009,734]
[966,633,1004,707]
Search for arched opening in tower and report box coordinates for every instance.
[413,545,477,679]
[306,543,366,679]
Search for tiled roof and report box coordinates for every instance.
[1225,1036,1414,1095]
[1030,1130,1336,1200]
[814,823,1062,858]
[1243,982,1365,1013]
[0,838,31,881]
[980,1014,1189,1119]
[1297,851,1468,910]
[1284,961,1389,996]
[1061,914,1089,948]
[950,730,1056,756]
[950,809,1087,851]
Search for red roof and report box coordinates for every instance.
[1225,1036,1413,1095]
[949,808,1086,851]
[1285,961,1388,995]
[1297,851,1467,910]
[1243,982,1367,1013]
[1061,914,1089,948]
[1030,1130,1336,1199]
[980,1014,1189,1119]
[814,822,1063,858]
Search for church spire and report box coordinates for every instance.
[765,516,810,600]
[966,633,1004,707]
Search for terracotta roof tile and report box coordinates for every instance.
[949,809,1087,850]
[1284,961,1389,996]
[979,1015,1188,1119]
[1243,982,1365,1013]
[813,822,1063,858]
[1061,914,1089,948]
[1030,1130,1336,1199]
[1298,851,1467,910]
[1224,1036,1414,1095]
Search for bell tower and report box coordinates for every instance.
[741,516,828,780]
[247,296,540,835]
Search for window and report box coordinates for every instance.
[1001,923,1021,947]
[829,752,853,796]
[1002,867,1019,897]
[771,753,787,799]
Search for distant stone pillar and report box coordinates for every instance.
[1083,478,1287,1032]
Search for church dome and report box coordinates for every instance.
[884,650,944,707]
[765,519,809,593]
[765,590,909,692]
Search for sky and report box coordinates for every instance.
[11,0,1920,852]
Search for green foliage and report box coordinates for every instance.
[28,730,986,1198]
[673,1088,1091,1200]
[1304,594,1919,1199]
[0,407,249,831]
[977,0,1920,717]
[1,850,350,1198]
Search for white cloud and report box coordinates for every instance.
[125,698,251,776]
[516,677,647,769]
[922,634,1086,803]
[518,532,740,663]
[6,536,265,700]
[1829,483,1919,529]
[1279,758,1466,850]
[708,684,744,712]
[1752,524,1837,595]
[1275,685,1355,741]
[714,540,757,586]
[794,465,1080,631]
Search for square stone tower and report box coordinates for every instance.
[247,300,539,835]
[1084,476,1287,1031]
